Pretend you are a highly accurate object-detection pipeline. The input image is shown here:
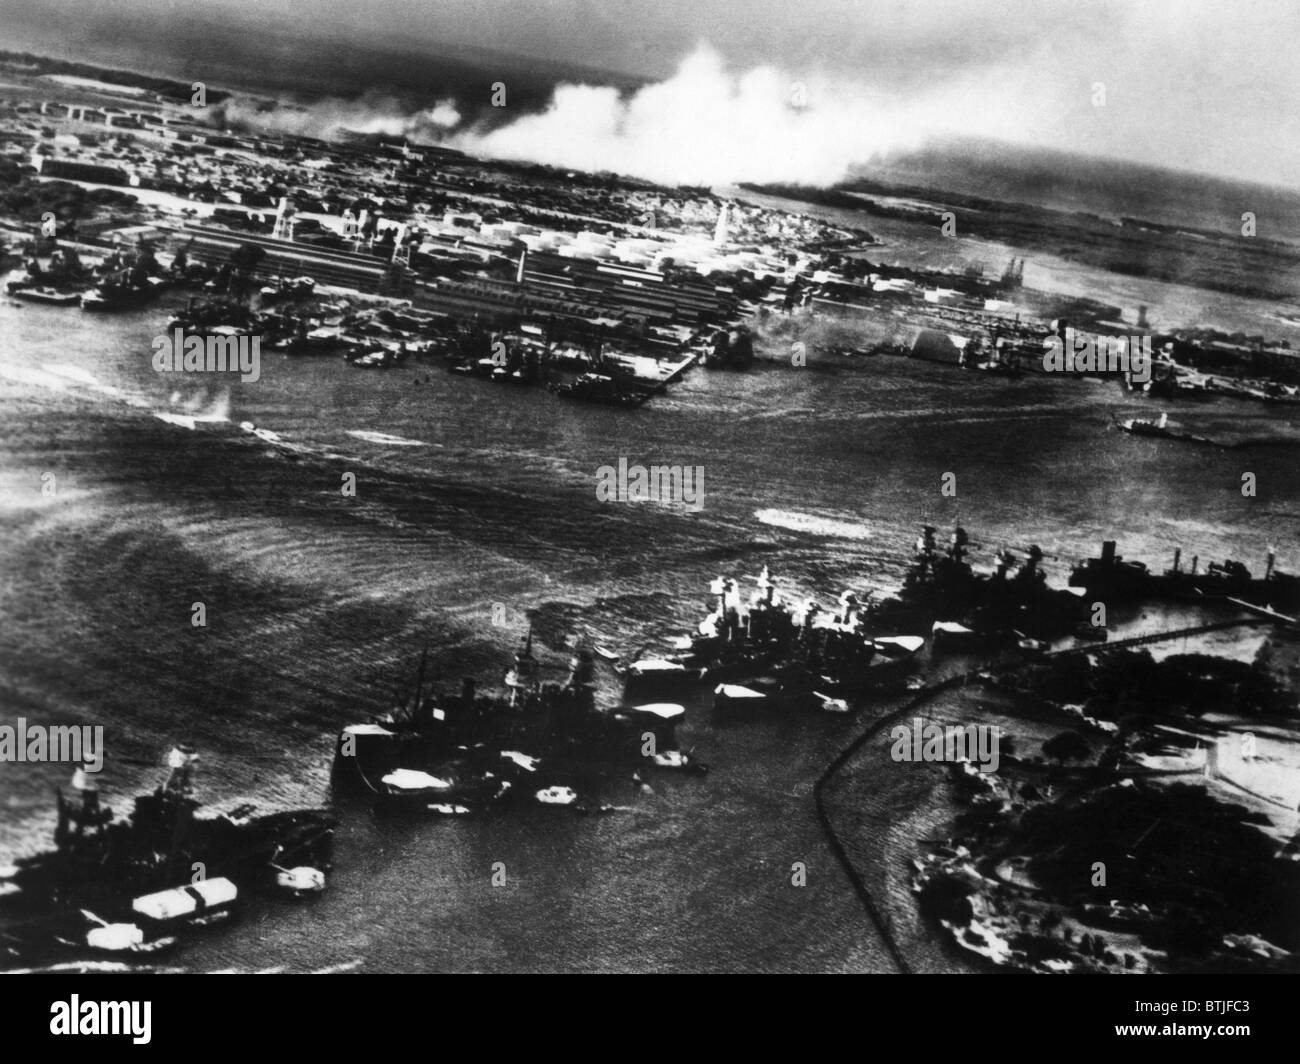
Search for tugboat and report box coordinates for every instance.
[0,748,334,963]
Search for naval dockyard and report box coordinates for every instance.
[0,50,1297,976]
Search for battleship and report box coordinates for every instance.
[334,635,705,816]
[0,747,335,963]
[870,527,1086,639]
[5,245,91,303]
[78,242,170,311]
[601,563,929,719]
[606,528,1088,716]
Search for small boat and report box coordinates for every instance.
[281,326,353,356]
[348,345,403,369]
[273,864,326,896]
[650,750,692,768]
[378,768,456,799]
[9,286,82,306]
[1116,412,1215,446]
[812,691,851,713]
[619,657,700,692]
[83,917,176,955]
[427,803,472,816]
[499,750,541,773]
[80,277,167,311]
[84,917,144,953]
[623,702,686,723]
[448,358,498,378]
[373,765,504,812]
[931,620,980,650]
[550,372,648,407]
[873,635,926,658]
[712,682,775,718]
[535,786,578,806]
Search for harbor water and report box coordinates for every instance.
[1,288,1297,971]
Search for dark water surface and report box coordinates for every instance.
[1,293,1296,971]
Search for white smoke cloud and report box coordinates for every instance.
[216,92,461,142]
[451,44,1055,186]
[214,43,1059,187]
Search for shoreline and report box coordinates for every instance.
[819,634,1300,974]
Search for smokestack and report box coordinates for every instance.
[1266,547,1276,581]
[567,647,594,689]
[1191,555,1199,575]
[1101,541,1116,566]
[1172,547,1181,573]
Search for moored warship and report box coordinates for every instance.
[334,635,704,815]
[609,529,1087,717]
[1070,540,1300,612]
[0,747,335,963]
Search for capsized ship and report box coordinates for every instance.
[0,747,335,962]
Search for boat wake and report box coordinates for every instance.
[40,363,130,400]
[0,959,184,975]
[153,411,227,430]
[754,508,873,540]
[345,430,432,447]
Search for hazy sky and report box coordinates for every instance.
[2,0,1297,187]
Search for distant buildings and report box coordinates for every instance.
[36,157,130,186]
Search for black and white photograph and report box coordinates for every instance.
[0,0,1296,1011]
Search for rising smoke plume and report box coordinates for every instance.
[214,91,461,143]
[212,44,1053,186]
